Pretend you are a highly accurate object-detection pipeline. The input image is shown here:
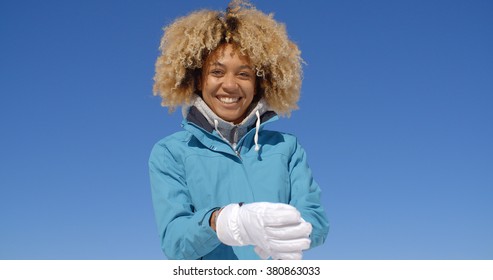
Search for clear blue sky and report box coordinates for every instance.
[1,0,492,260]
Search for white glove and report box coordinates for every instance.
[216,202,312,259]
[254,218,312,260]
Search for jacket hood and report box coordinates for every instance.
[184,96,277,150]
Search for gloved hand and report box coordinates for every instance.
[216,202,312,259]
[254,217,312,260]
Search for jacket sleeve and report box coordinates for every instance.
[288,138,329,248]
[149,142,221,259]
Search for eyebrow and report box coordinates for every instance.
[209,62,253,70]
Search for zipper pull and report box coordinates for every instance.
[235,146,242,160]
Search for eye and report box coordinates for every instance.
[209,69,224,76]
[238,71,252,79]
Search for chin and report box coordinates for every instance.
[219,114,241,123]
[222,116,240,123]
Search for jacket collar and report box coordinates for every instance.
[185,97,277,141]
[182,97,278,153]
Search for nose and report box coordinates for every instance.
[221,73,238,92]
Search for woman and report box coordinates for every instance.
[149,0,329,260]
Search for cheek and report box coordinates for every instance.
[201,79,215,96]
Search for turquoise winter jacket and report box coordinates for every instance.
[149,107,329,259]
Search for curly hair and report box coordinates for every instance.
[153,0,303,115]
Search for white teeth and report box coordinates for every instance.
[218,97,240,104]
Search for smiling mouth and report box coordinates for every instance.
[217,96,241,104]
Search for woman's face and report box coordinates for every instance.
[200,44,256,124]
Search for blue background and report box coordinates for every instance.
[1,0,492,259]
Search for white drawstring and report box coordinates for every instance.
[214,119,230,145]
[214,111,261,153]
[254,110,261,152]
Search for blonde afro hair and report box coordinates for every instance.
[153,0,303,115]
